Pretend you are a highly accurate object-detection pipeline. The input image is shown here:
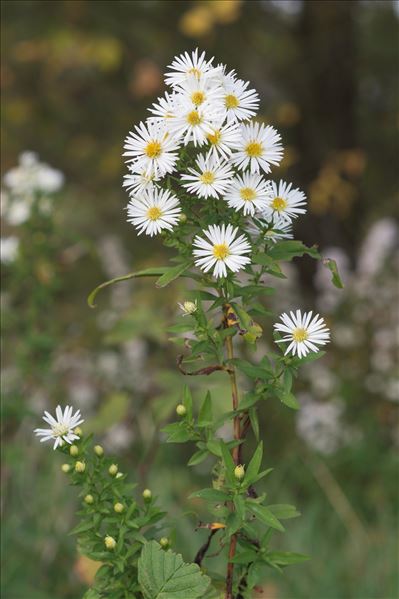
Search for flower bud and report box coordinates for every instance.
[94,445,104,457]
[178,300,197,316]
[179,213,187,223]
[74,427,83,437]
[116,472,123,479]
[159,537,170,549]
[84,494,94,505]
[69,445,79,457]
[108,464,118,476]
[234,464,245,481]
[75,461,86,473]
[114,502,124,513]
[104,535,116,550]
[61,464,71,473]
[176,404,187,417]
[142,488,152,501]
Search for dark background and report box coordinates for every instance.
[2,1,398,598]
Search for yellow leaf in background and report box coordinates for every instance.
[74,555,101,585]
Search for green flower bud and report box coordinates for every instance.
[176,404,187,417]
[114,502,124,513]
[75,461,86,473]
[142,488,152,501]
[159,537,170,549]
[69,445,79,457]
[61,464,71,473]
[108,464,118,476]
[179,213,187,223]
[74,427,83,437]
[104,535,116,550]
[234,464,245,481]
[94,445,104,457]
[84,494,94,505]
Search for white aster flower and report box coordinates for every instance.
[1,236,19,264]
[34,405,84,449]
[147,91,179,124]
[165,48,219,87]
[274,310,330,358]
[224,172,271,216]
[126,187,181,236]
[264,180,307,223]
[178,300,198,316]
[181,153,233,199]
[193,224,251,278]
[206,121,241,160]
[231,122,283,174]
[3,151,64,197]
[223,77,259,122]
[248,214,294,242]
[122,163,160,195]
[123,121,180,177]
[174,74,224,113]
[168,99,222,147]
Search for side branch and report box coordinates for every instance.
[177,355,232,376]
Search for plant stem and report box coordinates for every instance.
[225,333,240,599]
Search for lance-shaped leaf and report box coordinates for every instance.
[197,391,213,427]
[88,267,169,308]
[322,257,344,288]
[155,261,192,288]
[245,441,263,484]
[138,541,210,599]
[268,240,320,261]
[246,501,285,532]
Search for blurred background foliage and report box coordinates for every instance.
[1,1,398,598]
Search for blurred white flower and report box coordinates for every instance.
[357,218,398,279]
[1,236,19,264]
[3,151,64,197]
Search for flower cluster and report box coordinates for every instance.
[123,48,307,274]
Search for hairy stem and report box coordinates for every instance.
[225,333,241,599]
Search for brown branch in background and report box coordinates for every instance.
[176,354,231,376]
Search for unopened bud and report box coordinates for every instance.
[75,461,86,473]
[114,502,124,513]
[108,464,118,476]
[116,472,123,479]
[234,464,245,481]
[176,404,187,417]
[179,213,187,224]
[69,445,79,457]
[61,464,71,473]
[84,494,94,505]
[74,427,83,437]
[178,300,197,316]
[104,535,116,550]
[94,445,104,457]
[159,537,170,549]
[142,488,152,501]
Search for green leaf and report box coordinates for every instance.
[267,504,301,520]
[155,262,192,288]
[187,449,209,466]
[266,551,310,566]
[229,358,271,381]
[248,407,259,441]
[82,590,101,599]
[230,549,259,564]
[245,442,263,483]
[87,267,169,308]
[161,422,194,443]
[138,541,210,599]
[279,392,300,410]
[69,520,95,536]
[233,495,246,520]
[226,510,242,535]
[239,391,261,410]
[246,502,285,532]
[220,440,236,485]
[197,391,213,427]
[183,386,193,421]
[268,240,320,262]
[322,257,344,288]
[189,488,230,502]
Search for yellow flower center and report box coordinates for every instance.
[145,141,162,159]
[245,141,263,158]
[191,91,205,106]
[188,67,201,78]
[292,328,308,343]
[271,196,287,212]
[207,129,221,145]
[213,243,230,261]
[225,94,239,109]
[147,206,162,221]
[240,187,256,202]
[187,110,202,126]
[52,423,69,437]
[200,171,215,184]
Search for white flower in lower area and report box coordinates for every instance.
[181,153,233,199]
[206,121,241,160]
[193,224,251,279]
[224,172,271,215]
[123,120,180,177]
[126,188,181,236]
[34,405,84,449]
[274,310,330,358]
[264,180,307,222]
[222,76,259,122]
[122,163,160,195]
[3,151,64,197]
[230,121,283,174]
